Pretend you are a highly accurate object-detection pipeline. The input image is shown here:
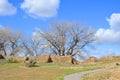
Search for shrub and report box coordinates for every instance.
[25,57,29,61]
[25,59,36,67]
[0,54,4,59]
[116,63,120,66]
[0,59,7,64]
[6,57,19,63]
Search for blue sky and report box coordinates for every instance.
[0,0,120,57]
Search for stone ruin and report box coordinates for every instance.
[100,56,120,61]
[85,56,97,63]
[35,54,78,64]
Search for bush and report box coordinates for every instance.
[25,59,36,67]
[0,54,4,59]
[116,63,120,66]
[6,57,19,63]
[0,59,7,64]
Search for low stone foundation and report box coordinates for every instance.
[36,54,78,64]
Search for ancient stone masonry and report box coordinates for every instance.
[35,54,78,64]
[100,56,120,61]
[85,56,97,63]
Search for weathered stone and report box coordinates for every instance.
[36,54,51,63]
[100,56,113,60]
[100,56,120,61]
[85,56,97,62]
[59,55,73,64]
[50,55,78,64]
[50,54,59,63]
[36,54,78,64]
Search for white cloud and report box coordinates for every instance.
[0,0,17,16]
[95,13,120,44]
[107,13,120,31]
[21,0,60,18]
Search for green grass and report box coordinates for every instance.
[0,62,103,80]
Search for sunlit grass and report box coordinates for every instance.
[82,60,120,80]
[1,57,119,80]
[0,61,103,80]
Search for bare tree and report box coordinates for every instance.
[0,28,22,56]
[22,36,43,56]
[8,31,22,56]
[35,22,95,57]
[0,28,11,55]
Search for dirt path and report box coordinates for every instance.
[64,67,113,80]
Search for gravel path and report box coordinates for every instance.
[64,67,113,80]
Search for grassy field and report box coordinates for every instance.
[0,60,103,80]
[82,66,120,80]
[0,57,120,80]
[82,61,120,80]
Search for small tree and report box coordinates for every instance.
[34,22,95,58]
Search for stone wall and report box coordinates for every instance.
[85,56,97,63]
[35,54,51,63]
[36,54,78,64]
[100,56,120,61]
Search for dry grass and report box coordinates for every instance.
[82,62,120,80]
[0,63,70,80]
[1,56,119,80]
[0,61,103,80]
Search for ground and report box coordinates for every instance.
[0,57,120,80]
[0,60,102,80]
[82,61,120,80]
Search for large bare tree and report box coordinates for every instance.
[0,28,22,56]
[35,22,95,57]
